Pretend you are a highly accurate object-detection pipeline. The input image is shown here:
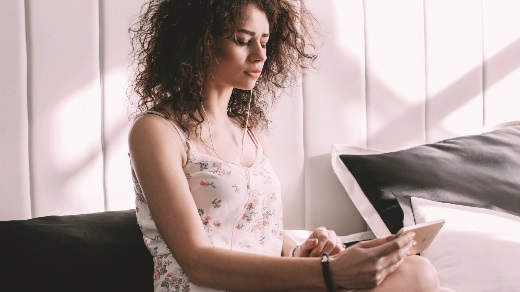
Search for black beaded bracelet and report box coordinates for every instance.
[321,253,334,292]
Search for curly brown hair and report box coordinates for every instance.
[129,0,317,133]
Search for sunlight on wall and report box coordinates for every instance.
[44,79,104,215]
[484,65,520,126]
[50,81,101,165]
[425,0,483,142]
[437,97,484,137]
[483,1,520,127]
[103,66,134,211]
[332,1,364,63]
[2,0,520,226]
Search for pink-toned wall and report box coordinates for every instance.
[2,0,519,236]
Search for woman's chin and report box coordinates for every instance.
[240,79,257,90]
[236,81,258,91]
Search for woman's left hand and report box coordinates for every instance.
[296,227,345,257]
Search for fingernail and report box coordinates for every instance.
[412,240,417,246]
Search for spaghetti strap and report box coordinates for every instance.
[168,121,188,146]
[247,127,261,149]
[139,110,190,153]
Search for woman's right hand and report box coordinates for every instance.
[297,227,345,257]
[329,232,416,290]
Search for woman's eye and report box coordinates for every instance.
[235,38,267,49]
[236,39,249,46]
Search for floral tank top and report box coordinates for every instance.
[133,112,284,291]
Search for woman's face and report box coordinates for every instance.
[210,4,269,91]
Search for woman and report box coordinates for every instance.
[128,0,442,291]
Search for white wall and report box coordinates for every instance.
[0,0,144,220]
[1,0,520,236]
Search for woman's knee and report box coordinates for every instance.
[402,255,440,291]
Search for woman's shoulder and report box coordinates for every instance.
[129,111,189,166]
[129,112,185,151]
[130,112,171,136]
[131,110,170,125]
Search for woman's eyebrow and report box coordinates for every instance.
[237,28,269,38]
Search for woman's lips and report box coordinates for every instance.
[245,69,262,78]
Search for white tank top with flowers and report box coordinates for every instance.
[133,112,284,291]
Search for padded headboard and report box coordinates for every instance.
[2,0,519,236]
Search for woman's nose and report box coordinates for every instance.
[249,42,267,62]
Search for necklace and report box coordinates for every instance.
[200,103,247,166]
[199,91,253,167]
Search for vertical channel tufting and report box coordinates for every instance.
[101,0,145,212]
[98,0,108,212]
[26,0,104,217]
[481,0,520,128]
[25,0,34,219]
[424,0,483,143]
[363,0,427,152]
[423,0,429,141]
[0,0,31,220]
[480,0,486,129]
[362,0,368,151]
[3,0,519,227]
[302,0,367,235]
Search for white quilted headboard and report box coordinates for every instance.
[2,0,519,236]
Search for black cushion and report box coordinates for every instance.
[338,125,520,234]
[0,209,153,292]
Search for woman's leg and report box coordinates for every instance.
[356,255,440,292]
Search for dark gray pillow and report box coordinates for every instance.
[333,126,520,235]
[0,210,153,292]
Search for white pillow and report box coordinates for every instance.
[411,197,520,292]
[331,145,390,237]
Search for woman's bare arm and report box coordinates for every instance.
[129,115,417,291]
[129,115,327,291]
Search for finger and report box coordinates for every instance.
[385,260,401,276]
[310,229,334,257]
[379,236,415,271]
[381,248,409,278]
[310,227,328,238]
[372,232,415,257]
[407,238,418,255]
[373,250,408,285]
[321,230,339,254]
[387,248,407,270]
[391,239,415,263]
[356,237,392,249]
[297,238,318,257]
[330,239,345,255]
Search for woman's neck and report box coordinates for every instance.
[201,85,234,124]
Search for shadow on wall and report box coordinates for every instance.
[21,0,144,218]
[6,0,520,220]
